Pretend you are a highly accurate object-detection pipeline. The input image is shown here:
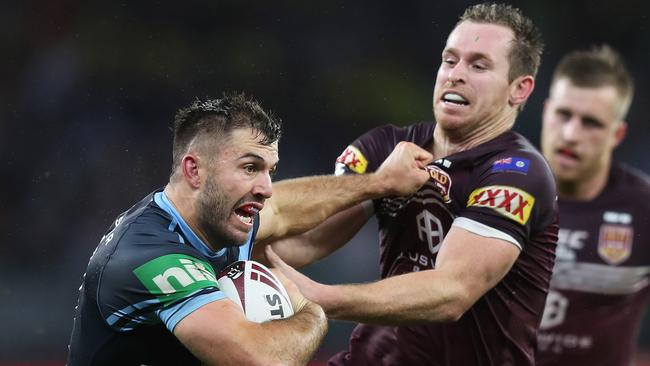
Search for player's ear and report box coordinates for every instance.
[181,153,202,188]
[509,75,535,108]
[613,121,628,148]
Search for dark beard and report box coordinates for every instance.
[196,174,241,249]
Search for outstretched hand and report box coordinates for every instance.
[265,246,322,307]
[375,141,433,196]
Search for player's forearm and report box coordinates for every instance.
[256,204,371,268]
[178,299,326,366]
[259,142,431,242]
[267,173,387,239]
[316,270,471,325]
[259,301,327,365]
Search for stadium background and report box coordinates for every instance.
[2,0,649,364]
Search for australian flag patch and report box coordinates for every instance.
[491,157,530,174]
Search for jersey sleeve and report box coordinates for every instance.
[98,217,226,333]
[156,291,225,332]
[334,124,403,176]
[455,153,557,249]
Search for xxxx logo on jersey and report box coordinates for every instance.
[336,145,368,174]
[467,185,535,225]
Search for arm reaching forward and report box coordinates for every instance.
[256,141,432,243]
[265,226,521,325]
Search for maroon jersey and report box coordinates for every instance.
[331,123,558,366]
[536,162,650,366]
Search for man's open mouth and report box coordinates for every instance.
[235,204,260,225]
[442,92,469,106]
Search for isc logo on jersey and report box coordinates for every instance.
[134,254,218,305]
[335,145,368,174]
[467,185,535,225]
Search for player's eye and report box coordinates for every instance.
[556,109,572,121]
[472,63,487,71]
[582,117,604,129]
[244,164,257,174]
[443,58,456,66]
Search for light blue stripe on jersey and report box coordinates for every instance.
[154,191,254,260]
[157,291,226,332]
[106,297,162,330]
[238,234,252,261]
[154,191,227,258]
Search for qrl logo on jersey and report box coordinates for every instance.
[134,254,218,305]
[467,185,535,225]
[425,165,452,203]
[598,224,633,265]
[336,145,368,174]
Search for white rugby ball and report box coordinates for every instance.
[217,260,294,323]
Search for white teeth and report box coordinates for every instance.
[235,213,253,225]
[443,93,468,103]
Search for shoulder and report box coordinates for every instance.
[462,133,557,231]
[336,122,435,175]
[605,163,650,222]
[356,121,435,145]
[613,162,650,197]
[97,222,218,329]
[473,132,555,191]
[120,203,181,248]
[106,200,203,278]
[96,197,209,299]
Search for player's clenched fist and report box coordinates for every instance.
[375,141,433,196]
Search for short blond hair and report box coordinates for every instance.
[551,45,634,120]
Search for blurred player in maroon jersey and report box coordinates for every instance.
[260,3,560,365]
[536,46,650,366]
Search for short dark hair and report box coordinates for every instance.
[171,92,282,174]
[552,45,634,119]
[459,3,544,81]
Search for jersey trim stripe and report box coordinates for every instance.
[453,217,522,250]
[551,262,650,295]
[157,291,226,332]
[106,297,162,331]
[154,192,227,259]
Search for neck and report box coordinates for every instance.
[164,183,214,249]
[432,112,516,159]
[557,161,612,202]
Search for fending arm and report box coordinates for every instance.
[267,226,520,324]
[253,202,373,268]
[256,142,432,243]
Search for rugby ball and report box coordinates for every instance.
[217,260,294,323]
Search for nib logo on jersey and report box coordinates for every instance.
[134,254,219,305]
[467,185,535,225]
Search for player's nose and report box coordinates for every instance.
[252,171,273,199]
[561,117,582,142]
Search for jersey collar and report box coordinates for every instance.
[153,191,229,259]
